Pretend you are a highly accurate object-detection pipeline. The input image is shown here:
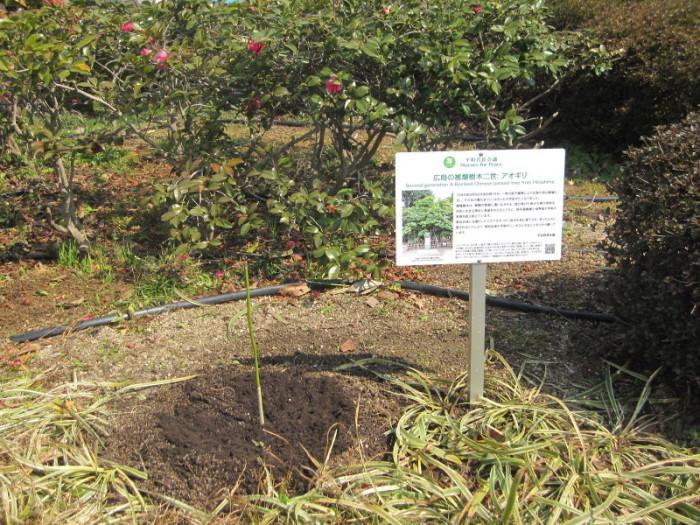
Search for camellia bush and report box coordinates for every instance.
[3,0,610,276]
[0,1,118,250]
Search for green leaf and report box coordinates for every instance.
[324,247,340,261]
[188,206,208,217]
[74,35,98,50]
[174,244,189,256]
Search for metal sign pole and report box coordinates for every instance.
[469,263,487,402]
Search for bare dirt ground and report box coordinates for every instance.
[106,366,400,507]
[1,141,619,502]
[13,247,615,502]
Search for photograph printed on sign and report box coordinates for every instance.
[401,189,454,256]
[395,149,565,266]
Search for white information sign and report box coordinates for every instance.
[395,149,565,266]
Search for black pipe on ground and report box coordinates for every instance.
[8,284,288,344]
[8,279,615,344]
[397,281,616,322]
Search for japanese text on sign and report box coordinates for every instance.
[395,149,565,266]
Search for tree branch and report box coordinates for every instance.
[53,82,163,153]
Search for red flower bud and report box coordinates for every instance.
[473,5,483,14]
[247,40,266,56]
[120,21,135,33]
[43,0,64,8]
[382,6,390,15]
[139,47,152,57]
[325,75,343,95]
[247,96,263,113]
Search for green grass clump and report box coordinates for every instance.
[2,355,697,524]
[249,353,700,524]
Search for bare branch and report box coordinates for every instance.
[520,78,563,110]
[53,82,163,153]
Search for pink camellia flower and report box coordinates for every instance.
[247,39,266,56]
[139,47,152,57]
[152,49,169,70]
[473,5,483,14]
[325,75,343,95]
[120,21,135,33]
[214,271,225,279]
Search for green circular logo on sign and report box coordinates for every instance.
[443,156,456,168]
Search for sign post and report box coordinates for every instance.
[469,263,487,401]
[395,149,565,402]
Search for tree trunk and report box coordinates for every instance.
[47,157,89,252]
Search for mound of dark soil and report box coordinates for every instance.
[107,366,398,507]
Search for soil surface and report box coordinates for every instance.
[1,134,625,514]
[107,365,400,507]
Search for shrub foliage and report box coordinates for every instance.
[1,0,609,276]
[548,0,700,150]
[605,112,700,390]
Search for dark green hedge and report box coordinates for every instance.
[605,112,700,391]
[547,0,700,151]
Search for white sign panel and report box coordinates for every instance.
[395,149,565,266]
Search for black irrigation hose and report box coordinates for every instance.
[8,284,288,344]
[397,281,616,323]
[8,279,615,344]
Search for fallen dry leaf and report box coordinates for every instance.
[365,296,380,308]
[4,342,41,357]
[59,297,85,309]
[408,294,426,310]
[339,339,358,353]
[279,283,310,297]
[377,290,399,301]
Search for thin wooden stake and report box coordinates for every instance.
[244,264,265,426]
